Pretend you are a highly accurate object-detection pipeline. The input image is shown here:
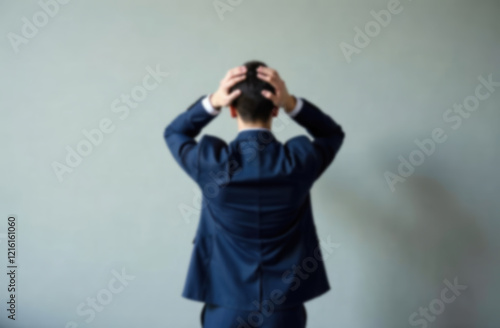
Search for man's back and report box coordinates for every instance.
[164,94,345,311]
[200,129,312,238]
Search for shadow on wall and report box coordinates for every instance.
[321,175,489,327]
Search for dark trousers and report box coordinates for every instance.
[201,303,307,328]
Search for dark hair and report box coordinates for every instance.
[229,60,276,123]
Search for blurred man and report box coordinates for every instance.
[164,61,345,328]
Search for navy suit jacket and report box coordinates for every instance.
[164,96,345,311]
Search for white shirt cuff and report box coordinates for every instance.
[202,95,221,116]
[287,97,303,117]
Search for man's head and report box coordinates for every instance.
[229,61,278,124]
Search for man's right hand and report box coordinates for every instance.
[209,66,247,109]
[257,66,297,113]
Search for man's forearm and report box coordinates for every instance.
[164,96,217,140]
[292,98,344,139]
[163,96,218,180]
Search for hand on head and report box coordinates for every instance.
[209,66,247,109]
[256,66,296,113]
[209,64,296,113]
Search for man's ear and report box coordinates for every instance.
[271,106,279,117]
[229,105,238,118]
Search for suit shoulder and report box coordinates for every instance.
[285,135,313,152]
[282,135,317,176]
[199,134,228,163]
[200,134,227,146]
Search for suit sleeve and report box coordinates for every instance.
[163,95,219,181]
[291,98,345,180]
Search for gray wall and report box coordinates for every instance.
[0,0,499,327]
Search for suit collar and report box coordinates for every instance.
[234,129,277,144]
